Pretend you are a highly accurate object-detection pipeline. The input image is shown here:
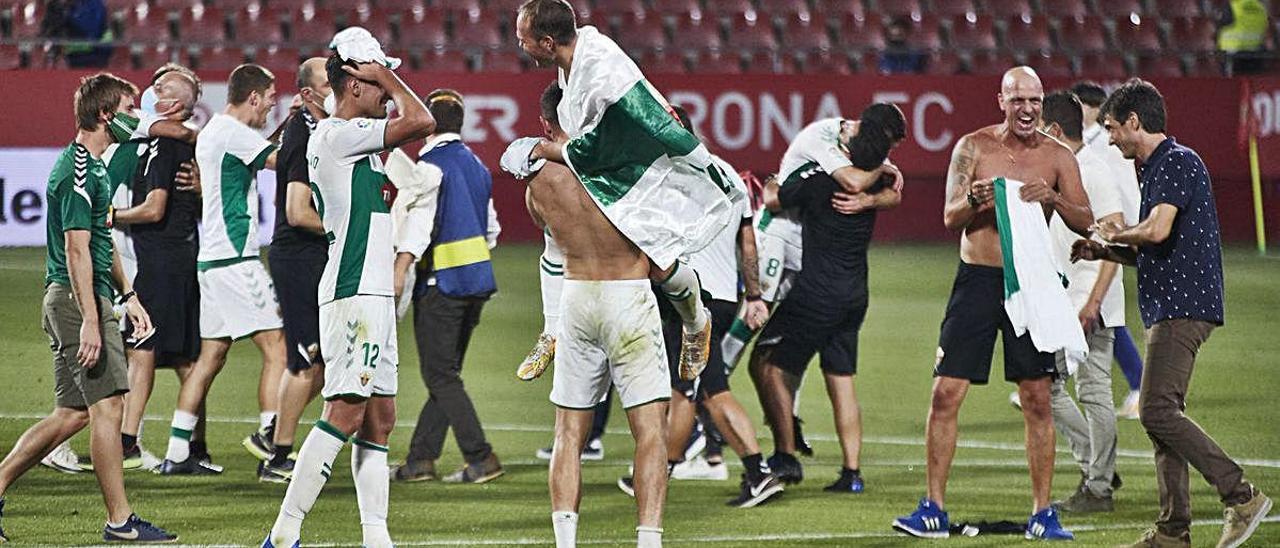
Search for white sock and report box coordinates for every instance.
[269,420,347,547]
[552,511,578,548]
[352,438,392,548]
[106,518,127,529]
[637,525,663,548]
[260,412,278,432]
[658,262,708,330]
[165,410,198,462]
[540,240,564,337]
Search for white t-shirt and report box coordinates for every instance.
[196,113,275,263]
[308,116,394,305]
[1084,123,1140,225]
[768,118,852,247]
[688,156,752,302]
[1050,142,1136,327]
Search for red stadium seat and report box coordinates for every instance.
[1168,16,1218,53]
[813,0,866,21]
[758,0,812,23]
[836,13,886,50]
[592,0,645,21]
[103,0,145,13]
[1135,53,1185,77]
[0,45,20,70]
[452,10,504,50]
[984,0,1033,18]
[1113,15,1164,52]
[397,8,447,49]
[1155,0,1206,18]
[1095,0,1144,18]
[252,46,301,71]
[649,0,703,23]
[480,50,524,73]
[1001,14,1052,52]
[636,48,688,73]
[119,6,172,43]
[948,14,996,50]
[8,6,41,40]
[1042,0,1089,20]
[725,18,779,52]
[485,0,526,13]
[263,0,315,13]
[744,51,795,74]
[151,0,198,14]
[965,50,1017,74]
[24,44,60,69]
[1076,52,1129,78]
[693,50,743,73]
[799,50,853,74]
[233,10,284,44]
[417,48,469,71]
[929,0,977,18]
[217,0,261,11]
[378,0,425,11]
[669,18,722,51]
[923,50,963,74]
[1025,52,1074,77]
[704,0,758,24]
[780,17,833,52]
[877,0,924,19]
[106,46,134,69]
[1184,54,1224,76]
[189,46,246,71]
[134,44,179,71]
[177,7,229,44]
[441,0,483,18]
[613,14,668,51]
[288,10,336,47]
[904,15,943,50]
[1056,16,1109,52]
[346,9,394,46]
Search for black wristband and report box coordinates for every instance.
[966,191,980,209]
[116,290,135,305]
[745,293,763,302]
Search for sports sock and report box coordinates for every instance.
[637,526,663,548]
[720,317,757,369]
[165,410,198,462]
[742,453,766,483]
[121,433,137,453]
[658,262,708,331]
[260,412,278,433]
[1113,326,1144,391]
[540,239,564,336]
[106,518,127,529]
[270,420,348,547]
[551,511,578,548]
[352,438,392,548]
[271,444,294,466]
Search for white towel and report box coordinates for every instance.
[385,148,442,319]
[994,178,1088,374]
[329,27,402,70]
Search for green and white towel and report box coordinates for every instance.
[556,26,742,270]
[993,177,1088,374]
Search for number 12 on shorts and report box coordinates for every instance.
[362,342,381,368]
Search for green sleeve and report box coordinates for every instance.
[59,177,94,231]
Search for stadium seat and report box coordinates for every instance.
[1184,53,1224,76]
[799,49,853,74]
[1025,52,1074,77]
[345,9,394,46]
[1055,16,1109,53]
[780,17,833,52]
[151,0,198,14]
[23,44,59,69]
[1095,0,1144,18]
[904,15,944,50]
[232,10,284,44]
[287,10,337,47]
[983,0,1033,18]
[1077,52,1129,78]
[743,51,795,74]
[441,0,483,18]
[1041,0,1089,20]
[134,44,179,70]
[1001,14,1052,53]
[176,7,229,45]
[397,8,447,49]
[480,50,524,73]
[189,46,247,71]
[263,0,315,14]
[725,18,779,52]
[1135,53,1185,77]
[1155,0,1206,18]
[1168,16,1218,54]
[106,46,134,69]
[836,13,886,50]
[216,0,261,11]
[613,14,668,51]
[923,50,963,74]
[876,0,924,19]
[8,6,40,40]
[669,18,722,51]
[692,49,743,73]
[417,48,469,71]
[1113,15,1164,53]
[452,10,504,50]
[758,0,812,23]
[813,0,866,21]
[0,44,20,70]
[703,0,757,24]
[649,0,703,24]
[929,0,977,18]
[591,0,645,22]
[485,0,526,13]
[636,48,688,73]
[378,0,425,11]
[252,46,301,71]
[965,50,1017,74]
[119,6,173,43]
[948,14,997,50]
[103,0,145,13]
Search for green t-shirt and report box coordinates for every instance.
[45,142,115,298]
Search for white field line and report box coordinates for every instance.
[1,412,1278,469]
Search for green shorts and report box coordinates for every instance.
[42,284,129,408]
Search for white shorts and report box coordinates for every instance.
[755,212,803,303]
[320,295,399,400]
[198,259,283,339]
[550,279,669,410]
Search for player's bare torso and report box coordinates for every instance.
[526,163,648,281]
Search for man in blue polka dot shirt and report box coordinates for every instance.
[1072,78,1271,548]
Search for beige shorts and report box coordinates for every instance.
[755,213,803,303]
[320,295,399,400]
[198,259,283,340]
[42,284,129,408]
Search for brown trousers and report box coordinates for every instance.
[1140,319,1252,536]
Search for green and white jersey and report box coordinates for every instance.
[778,118,851,184]
[308,116,393,305]
[45,143,115,298]
[196,113,276,266]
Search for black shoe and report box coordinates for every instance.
[727,473,784,508]
[792,416,813,457]
[155,457,222,475]
[242,429,274,462]
[257,459,294,484]
[1112,470,1123,491]
[617,476,635,497]
[767,453,803,485]
[823,469,865,493]
[102,513,178,543]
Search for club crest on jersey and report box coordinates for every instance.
[360,371,373,386]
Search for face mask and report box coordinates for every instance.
[323,92,337,116]
[140,86,159,117]
[108,111,140,143]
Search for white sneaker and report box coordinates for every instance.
[40,442,82,474]
[1118,390,1141,420]
[137,445,163,471]
[671,456,730,481]
[536,438,604,461]
[1009,391,1022,410]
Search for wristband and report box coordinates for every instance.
[745,293,763,302]
[966,191,980,209]
[116,290,135,305]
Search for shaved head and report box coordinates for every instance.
[297,56,328,90]
[153,70,198,118]
[998,66,1044,140]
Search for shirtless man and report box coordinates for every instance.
[893,66,1092,541]
[505,84,670,548]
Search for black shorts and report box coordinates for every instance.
[934,262,1057,385]
[269,252,325,372]
[131,243,199,367]
[660,295,735,400]
[755,287,867,377]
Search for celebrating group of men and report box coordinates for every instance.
[0,0,1272,546]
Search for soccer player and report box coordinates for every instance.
[0,73,176,543]
[160,63,285,475]
[265,54,434,548]
[503,108,671,548]
[1075,78,1272,548]
[892,67,1092,540]
[750,104,906,493]
[259,56,332,483]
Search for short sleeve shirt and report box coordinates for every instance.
[131,137,199,248]
[45,143,115,298]
[272,109,329,259]
[308,116,393,304]
[776,163,875,305]
[1135,137,1225,327]
[196,113,276,264]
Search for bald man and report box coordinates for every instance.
[893,67,1092,541]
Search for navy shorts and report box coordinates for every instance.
[269,253,325,372]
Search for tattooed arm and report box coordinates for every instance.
[942,134,991,231]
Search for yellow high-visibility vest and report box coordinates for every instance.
[1219,0,1268,52]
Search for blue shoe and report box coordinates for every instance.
[103,514,177,543]
[1025,506,1074,541]
[1,498,10,543]
[262,535,300,548]
[892,498,950,539]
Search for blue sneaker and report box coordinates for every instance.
[262,535,300,548]
[892,498,950,539]
[1,498,9,542]
[1025,506,1074,541]
[103,514,177,543]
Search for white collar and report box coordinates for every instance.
[419,132,462,157]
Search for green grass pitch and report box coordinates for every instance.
[0,243,1276,546]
